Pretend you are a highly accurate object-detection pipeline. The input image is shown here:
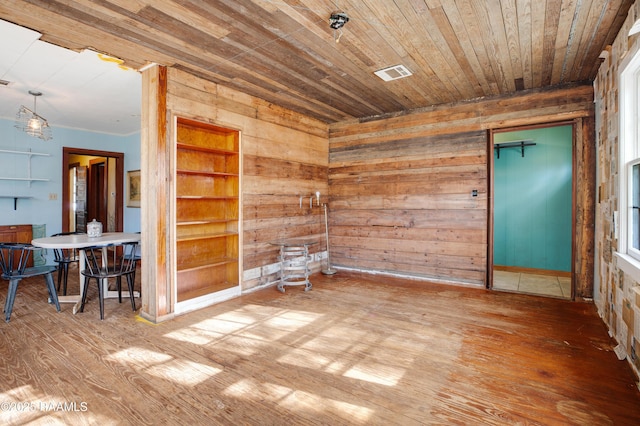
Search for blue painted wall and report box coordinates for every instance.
[493,125,572,272]
[0,118,141,259]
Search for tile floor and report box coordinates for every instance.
[493,270,572,299]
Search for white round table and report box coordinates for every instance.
[32,232,141,313]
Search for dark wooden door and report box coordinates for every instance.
[87,160,108,226]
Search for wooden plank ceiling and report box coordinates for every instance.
[0,0,633,123]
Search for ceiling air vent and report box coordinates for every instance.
[374,65,412,81]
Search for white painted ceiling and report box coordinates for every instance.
[0,19,141,137]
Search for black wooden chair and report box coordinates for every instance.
[124,232,141,295]
[80,242,139,320]
[0,243,61,322]
[51,231,84,295]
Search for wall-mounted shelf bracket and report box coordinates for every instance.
[0,196,33,210]
[494,140,536,159]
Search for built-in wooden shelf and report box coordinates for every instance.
[175,117,240,303]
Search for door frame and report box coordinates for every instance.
[87,157,109,228]
[487,120,577,300]
[62,147,124,233]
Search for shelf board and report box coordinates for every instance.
[176,219,236,226]
[176,169,238,177]
[177,143,238,156]
[178,257,238,272]
[177,281,238,302]
[177,232,238,242]
[0,150,50,184]
[177,195,239,200]
[0,177,49,181]
[0,149,50,157]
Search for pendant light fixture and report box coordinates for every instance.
[15,90,52,141]
[329,11,349,43]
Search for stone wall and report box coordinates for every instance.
[594,0,640,375]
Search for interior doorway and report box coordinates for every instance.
[488,123,574,299]
[62,147,124,233]
[87,157,108,228]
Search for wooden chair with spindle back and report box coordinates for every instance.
[51,231,84,296]
[79,241,139,320]
[0,243,61,322]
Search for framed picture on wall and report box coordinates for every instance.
[127,170,141,208]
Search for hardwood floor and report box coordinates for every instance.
[1,269,639,425]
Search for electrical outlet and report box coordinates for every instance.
[48,193,58,200]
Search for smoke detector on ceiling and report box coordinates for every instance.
[374,65,413,81]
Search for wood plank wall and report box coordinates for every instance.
[329,131,488,285]
[142,68,329,320]
[143,67,595,322]
[329,84,595,293]
[166,69,328,291]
